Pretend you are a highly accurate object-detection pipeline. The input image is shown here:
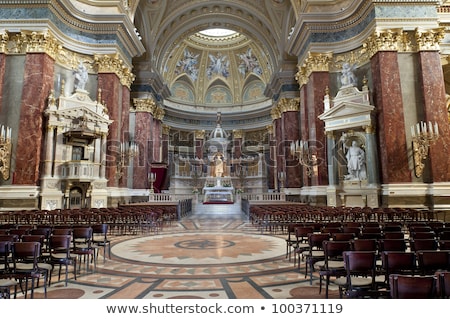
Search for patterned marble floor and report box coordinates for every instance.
[27,202,338,299]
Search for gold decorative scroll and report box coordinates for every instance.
[132,98,156,113]
[194,130,205,140]
[278,97,300,113]
[415,27,445,51]
[94,54,135,88]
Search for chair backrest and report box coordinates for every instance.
[383,231,405,240]
[0,240,11,272]
[410,238,439,251]
[389,274,437,298]
[294,226,314,242]
[343,251,377,292]
[92,224,108,238]
[72,227,93,249]
[436,271,450,298]
[322,240,351,264]
[333,232,356,241]
[411,231,436,240]
[53,228,73,236]
[417,250,450,275]
[12,241,41,271]
[381,251,417,279]
[308,233,331,251]
[351,238,378,252]
[379,239,407,252]
[49,235,72,256]
[0,234,19,242]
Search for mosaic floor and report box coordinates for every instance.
[27,202,338,299]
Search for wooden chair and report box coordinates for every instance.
[389,274,437,298]
[91,223,111,262]
[48,235,77,286]
[409,238,439,251]
[379,239,407,252]
[72,227,96,273]
[11,241,47,299]
[317,240,351,298]
[303,233,330,284]
[380,251,417,291]
[0,241,18,299]
[285,223,302,261]
[336,251,379,298]
[293,226,314,266]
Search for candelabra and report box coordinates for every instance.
[278,171,285,193]
[148,172,156,193]
[411,121,439,177]
[115,141,139,180]
[0,125,12,180]
[290,140,315,176]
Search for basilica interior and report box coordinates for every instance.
[2,0,450,301]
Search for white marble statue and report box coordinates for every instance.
[345,140,367,180]
[74,61,88,91]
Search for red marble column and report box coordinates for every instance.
[299,85,309,187]
[306,72,329,186]
[119,85,130,188]
[371,51,411,183]
[14,53,54,185]
[418,51,450,182]
[282,109,301,188]
[98,73,122,187]
[274,117,283,190]
[267,126,276,190]
[133,111,152,189]
[0,54,5,113]
[151,119,162,163]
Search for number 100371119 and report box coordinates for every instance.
[271,303,343,314]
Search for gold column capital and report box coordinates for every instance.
[233,129,243,139]
[195,130,205,140]
[132,98,156,113]
[296,52,333,87]
[363,28,413,58]
[266,124,274,136]
[162,124,170,136]
[153,105,165,121]
[94,54,135,88]
[278,98,300,113]
[415,27,445,51]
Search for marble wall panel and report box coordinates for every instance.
[282,110,301,188]
[133,111,152,189]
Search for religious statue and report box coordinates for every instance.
[345,140,367,180]
[214,154,224,177]
[340,62,357,87]
[74,61,88,91]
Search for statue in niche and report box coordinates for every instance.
[344,140,367,180]
[340,62,357,87]
[73,61,89,91]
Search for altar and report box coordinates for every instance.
[203,177,234,204]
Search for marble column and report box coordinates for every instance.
[364,125,379,185]
[271,108,283,191]
[326,131,338,186]
[232,129,242,159]
[306,72,329,186]
[119,85,130,188]
[267,124,276,190]
[98,72,122,187]
[371,51,410,183]
[280,98,301,189]
[299,84,309,187]
[0,53,5,113]
[15,53,54,185]
[43,126,55,177]
[417,50,450,181]
[194,130,205,160]
[132,98,154,190]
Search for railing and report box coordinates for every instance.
[242,192,286,202]
[61,161,97,180]
[147,192,286,203]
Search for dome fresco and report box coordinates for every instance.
[165,32,271,108]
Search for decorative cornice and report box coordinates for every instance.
[0,30,61,58]
[94,54,135,88]
[132,98,156,113]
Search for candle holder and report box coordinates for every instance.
[0,125,12,180]
[148,172,156,193]
[115,140,138,180]
[411,121,439,177]
[290,139,315,176]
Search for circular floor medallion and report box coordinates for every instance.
[112,232,285,265]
